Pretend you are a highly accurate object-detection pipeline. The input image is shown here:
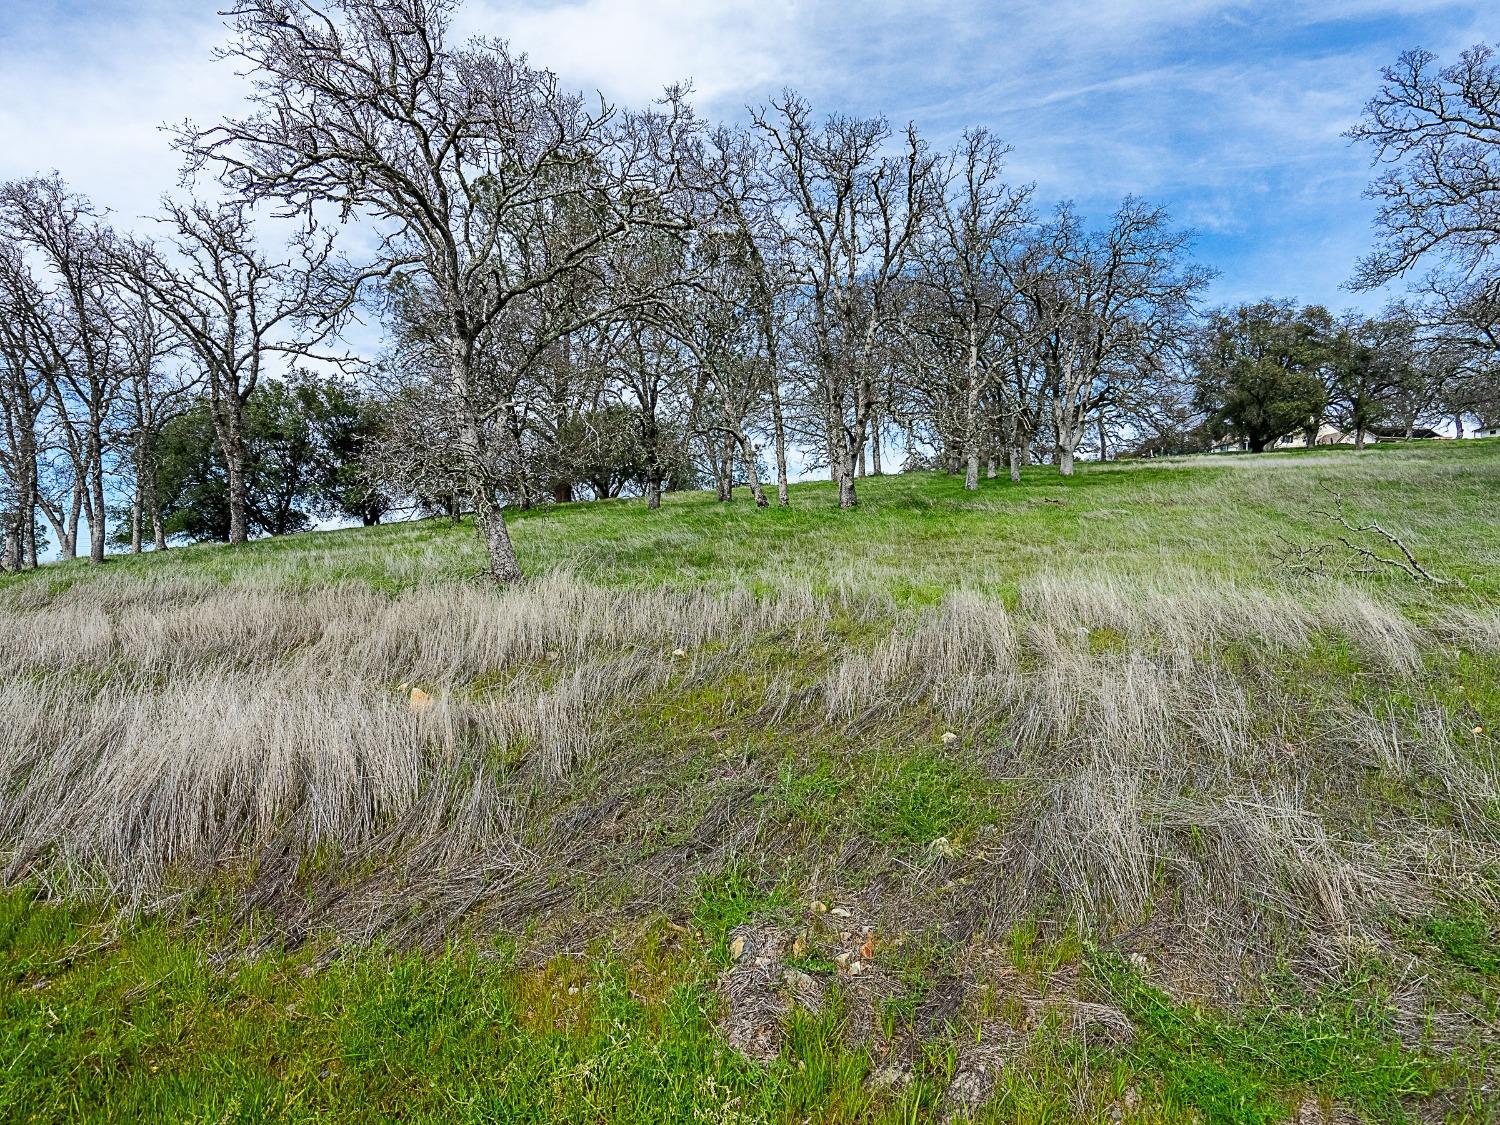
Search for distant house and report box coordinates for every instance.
[1206,436,1248,453]
[1471,424,1500,439]
[1271,423,1357,450]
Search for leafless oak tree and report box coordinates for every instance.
[753,93,939,508]
[121,199,341,546]
[1016,199,1210,476]
[0,175,132,564]
[179,0,699,581]
[1349,44,1500,319]
[919,129,1030,489]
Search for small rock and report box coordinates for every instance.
[810,900,828,914]
[729,936,746,961]
[407,686,434,712]
[829,906,853,918]
[782,968,824,1012]
[929,836,959,859]
[869,1064,910,1091]
[848,960,865,976]
[671,647,687,658]
[940,731,960,745]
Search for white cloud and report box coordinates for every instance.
[0,0,1491,312]
[0,2,233,226]
[461,0,802,107]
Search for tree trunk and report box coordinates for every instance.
[964,452,980,491]
[86,428,106,564]
[718,452,733,502]
[770,380,790,504]
[213,395,252,546]
[1097,417,1108,463]
[986,457,997,480]
[1058,421,1079,476]
[646,478,661,510]
[737,431,769,508]
[475,489,521,582]
[1454,414,1465,440]
[225,439,250,545]
[837,438,859,509]
[1009,446,1021,483]
[1354,428,1366,452]
[63,491,80,560]
[871,415,883,476]
[451,339,521,584]
[20,436,39,567]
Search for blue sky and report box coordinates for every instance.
[0,0,1493,316]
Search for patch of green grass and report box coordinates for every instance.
[768,754,851,835]
[1414,904,1500,978]
[691,863,795,963]
[855,746,1003,849]
[1091,951,1435,1123]
[0,889,948,1125]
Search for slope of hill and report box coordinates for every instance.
[3,442,1498,1123]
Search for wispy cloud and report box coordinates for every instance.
[0,0,1490,310]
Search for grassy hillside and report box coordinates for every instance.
[3,442,1499,1123]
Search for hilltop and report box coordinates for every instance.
[3,442,1499,1123]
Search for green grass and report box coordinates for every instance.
[1092,952,1435,1123]
[5,891,1463,1125]
[9,439,1497,607]
[4,441,1500,1122]
[2,890,952,1124]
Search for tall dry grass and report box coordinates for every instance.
[0,572,825,912]
[819,570,1498,942]
[2,560,1494,959]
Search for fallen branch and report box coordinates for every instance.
[1308,489,1451,585]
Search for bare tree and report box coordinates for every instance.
[121,199,342,546]
[702,125,794,504]
[918,129,1030,489]
[0,245,54,571]
[0,175,133,564]
[1018,199,1210,475]
[1349,43,1500,343]
[753,93,938,508]
[112,270,194,552]
[179,0,698,582]
[668,219,781,508]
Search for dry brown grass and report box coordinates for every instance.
[0,573,825,912]
[819,571,1499,948]
[1,559,1495,966]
